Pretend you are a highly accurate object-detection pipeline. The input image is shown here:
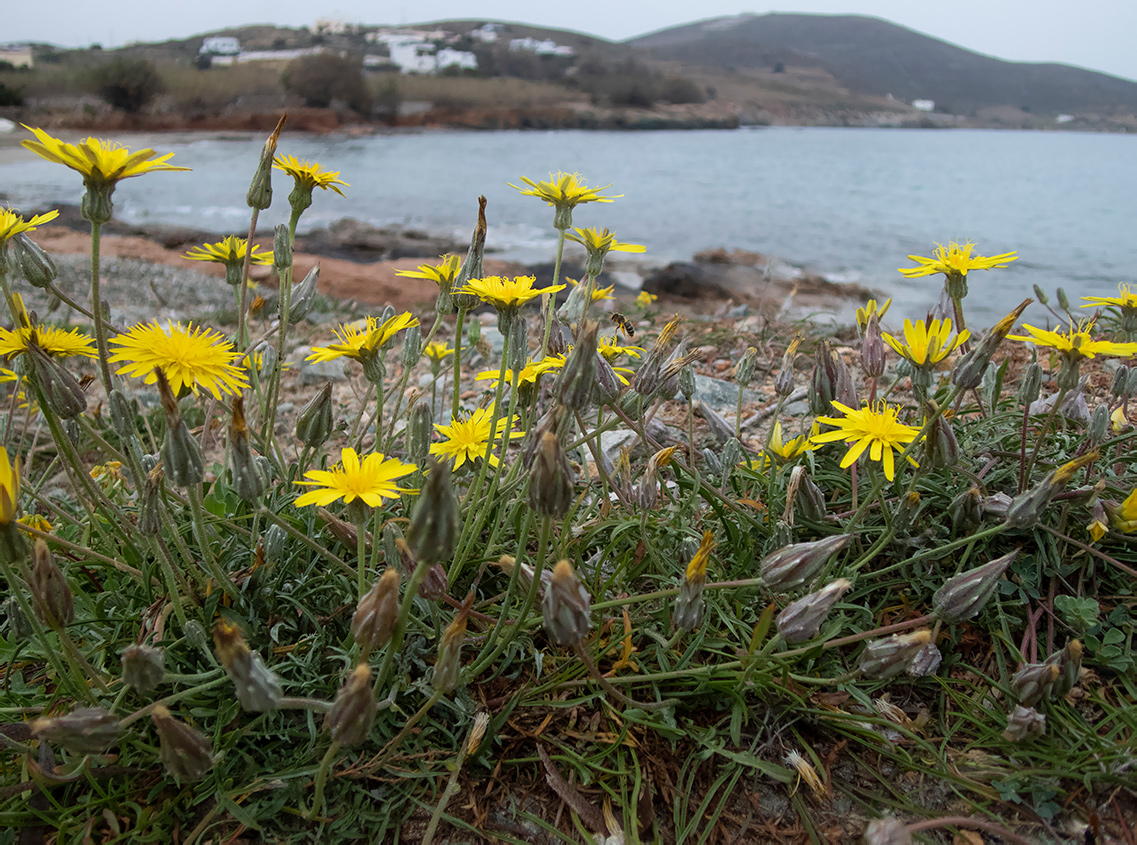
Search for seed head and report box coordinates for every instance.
[151,706,214,781]
[325,664,377,746]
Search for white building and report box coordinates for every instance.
[314,18,351,35]
[469,23,502,43]
[0,45,34,67]
[199,37,240,56]
[368,30,478,74]
[508,37,574,57]
[435,48,477,71]
[912,99,935,112]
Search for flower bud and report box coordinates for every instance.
[1056,287,1070,311]
[247,114,284,211]
[213,620,283,712]
[25,337,86,420]
[933,549,1017,623]
[555,322,599,412]
[287,265,320,325]
[1109,365,1130,400]
[138,461,164,536]
[633,446,675,511]
[1044,639,1083,698]
[673,531,714,632]
[542,560,591,647]
[701,448,723,477]
[229,396,266,502]
[398,323,422,371]
[1017,362,1043,407]
[318,507,371,555]
[273,223,291,271]
[295,382,334,450]
[1032,284,1049,306]
[735,346,758,388]
[1006,450,1098,530]
[809,341,840,415]
[1002,704,1045,742]
[1010,661,1059,707]
[857,629,933,679]
[1128,368,1137,397]
[326,664,376,746]
[862,818,913,845]
[434,597,473,694]
[263,523,288,565]
[122,644,165,693]
[32,707,120,755]
[679,364,695,400]
[719,438,741,487]
[13,234,57,290]
[1088,404,1109,446]
[352,569,400,653]
[775,336,801,397]
[760,534,852,592]
[860,314,886,379]
[528,431,575,518]
[155,370,203,488]
[776,579,852,643]
[151,705,214,781]
[948,485,982,534]
[28,538,73,629]
[923,406,959,469]
[407,460,459,564]
[452,196,488,310]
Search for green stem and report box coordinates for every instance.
[369,690,443,771]
[236,207,261,353]
[451,308,467,422]
[307,740,341,821]
[187,485,239,600]
[540,228,568,358]
[372,552,436,696]
[89,220,114,396]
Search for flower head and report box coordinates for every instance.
[21,126,188,191]
[812,401,921,481]
[1008,321,1137,361]
[883,318,969,367]
[430,406,524,470]
[767,420,818,464]
[0,448,19,525]
[456,275,565,313]
[0,324,97,360]
[509,171,619,210]
[394,255,462,287]
[899,242,1017,279]
[855,298,891,332]
[635,291,657,308]
[183,236,273,268]
[108,321,249,399]
[0,208,59,246]
[272,155,348,196]
[1109,488,1137,534]
[423,341,454,363]
[566,226,645,255]
[568,277,615,302]
[597,336,645,361]
[306,312,419,363]
[1082,284,1137,315]
[294,447,416,508]
[476,357,561,388]
[685,530,715,584]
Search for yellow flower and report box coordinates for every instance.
[685,530,715,583]
[272,155,349,196]
[855,298,891,331]
[1109,488,1137,534]
[899,242,1017,279]
[509,171,620,210]
[1007,321,1137,360]
[598,336,645,361]
[294,447,416,508]
[21,126,189,189]
[423,342,454,363]
[635,291,657,308]
[90,461,124,488]
[394,255,462,286]
[183,236,273,267]
[883,318,969,367]
[0,208,59,245]
[568,277,615,302]
[17,513,51,535]
[768,420,819,463]
[812,401,921,481]
[1088,515,1108,543]
[1112,406,1128,433]
[565,226,645,255]
[306,312,419,363]
[456,275,565,313]
[0,448,19,525]
[475,358,559,387]
[1081,283,1137,312]
[0,324,98,360]
[108,320,250,399]
[430,406,524,470]
[0,367,15,384]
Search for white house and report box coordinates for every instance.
[435,48,477,71]
[469,23,501,43]
[200,37,240,56]
[912,99,935,112]
[0,45,34,67]
[508,37,574,57]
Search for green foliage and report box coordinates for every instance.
[91,57,165,113]
[281,53,370,113]
[0,81,23,106]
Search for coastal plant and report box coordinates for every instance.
[0,123,1134,842]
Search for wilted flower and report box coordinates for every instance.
[932,550,1017,623]
[1010,661,1059,707]
[858,630,932,679]
[325,664,377,746]
[31,707,120,755]
[673,530,714,632]
[213,620,283,712]
[1002,705,1046,742]
[760,534,852,592]
[121,644,165,693]
[776,579,852,644]
[28,538,73,629]
[151,706,214,781]
[542,560,591,646]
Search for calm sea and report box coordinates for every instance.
[3,127,1135,325]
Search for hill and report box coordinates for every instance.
[628,13,1137,117]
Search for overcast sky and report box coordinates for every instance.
[7,0,1136,82]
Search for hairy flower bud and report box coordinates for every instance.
[673,531,714,632]
[229,396,266,502]
[735,346,758,388]
[434,597,472,694]
[775,335,801,397]
[151,705,214,781]
[776,579,852,643]
[155,370,203,488]
[555,322,599,412]
[399,323,422,371]
[32,707,120,755]
[858,630,933,679]
[13,234,57,290]
[1110,365,1131,399]
[1007,450,1098,530]
[288,265,320,325]
[26,337,86,420]
[247,114,284,211]
[213,620,283,712]
[923,406,959,469]
[679,364,695,401]
[860,314,886,380]
[528,431,575,518]
[719,438,741,488]
[122,644,165,693]
[760,534,852,593]
[352,568,400,654]
[1017,362,1043,408]
[809,341,840,415]
[28,538,73,629]
[326,664,377,746]
[407,460,459,565]
[406,400,433,463]
[862,818,913,845]
[273,223,291,271]
[1044,639,1083,698]
[542,560,591,646]
[294,382,334,450]
[932,550,1017,623]
[1002,705,1046,742]
[1010,661,1060,707]
[1088,404,1109,446]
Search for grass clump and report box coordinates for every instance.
[0,126,1135,844]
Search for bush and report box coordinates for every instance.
[92,57,165,113]
[0,82,23,106]
[659,76,705,105]
[281,53,370,114]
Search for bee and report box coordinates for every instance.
[610,312,635,337]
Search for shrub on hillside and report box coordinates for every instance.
[282,54,370,114]
[659,76,706,105]
[0,82,24,106]
[92,57,165,113]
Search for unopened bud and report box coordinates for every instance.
[26,338,86,419]
[679,364,695,400]
[1017,362,1042,407]
[773,336,801,397]
[295,383,333,450]
[29,538,73,628]
[1010,661,1059,707]
[1002,705,1045,742]
[555,322,599,412]
[352,569,400,653]
[1032,284,1049,306]
[229,396,266,502]
[776,579,852,643]
[701,448,723,477]
[858,629,933,679]
[273,223,291,271]
[151,706,214,781]
[760,533,852,592]
[861,314,886,379]
[949,485,982,534]
[401,322,422,369]
[528,431,574,518]
[13,234,57,289]
[862,818,913,845]
[809,341,840,415]
[263,523,288,564]
[924,406,959,469]
[735,346,758,388]
[1111,366,1130,399]
[593,353,623,404]
[434,597,472,694]
[287,265,319,325]
[1007,450,1098,530]
[1088,404,1109,446]
[1044,640,1083,698]
[933,550,1017,623]
[1056,287,1069,311]
[156,370,203,488]
[542,560,591,646]
[326,664,377,746]
[212,620,283,712]
[122,644,165,693]
[719,438,741,487]
[138,461,164,536]
[246,114,284,211]
[407,460,459,564]
[32,707,120,755]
